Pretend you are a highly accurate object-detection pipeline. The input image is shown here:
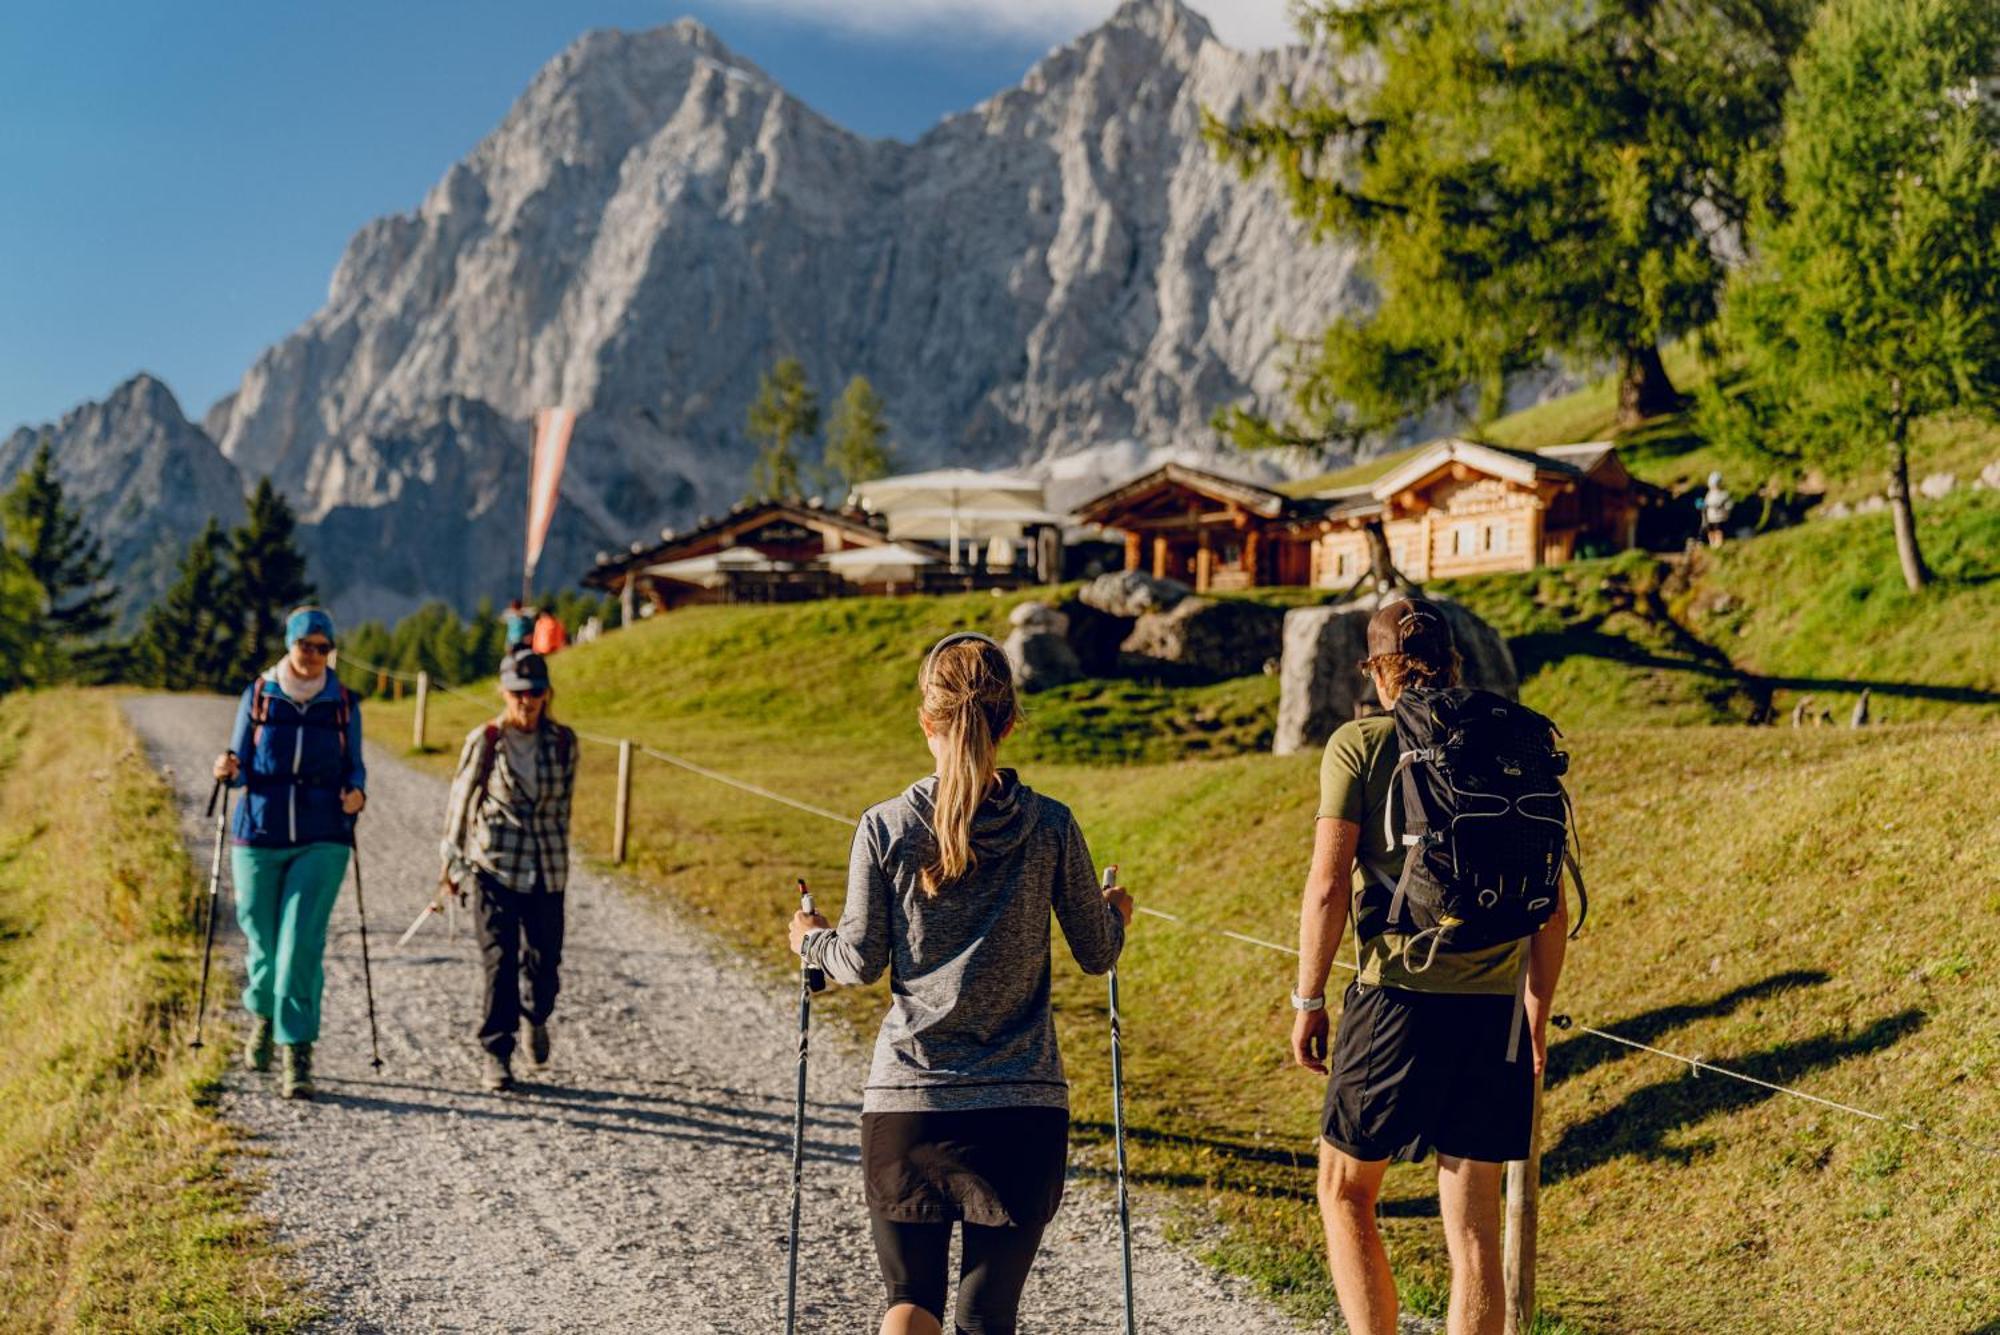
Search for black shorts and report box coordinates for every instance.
[861,1107,1068,1227]
[1321,982,1533,1164]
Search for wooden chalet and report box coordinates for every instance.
[1071,464,1325,593]
[583,500,902,613]
[1075,442,1654,594]
[1309,439,1649,587]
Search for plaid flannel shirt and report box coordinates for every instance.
[440,719,578,894]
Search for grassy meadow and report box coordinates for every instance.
[370,502,2000,1331]
[0,691,307,1333]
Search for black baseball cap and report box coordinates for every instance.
[499,649,550,692]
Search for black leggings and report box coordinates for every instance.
[871,1214,1046,1334]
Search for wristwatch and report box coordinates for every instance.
[1290,992,1326,1012]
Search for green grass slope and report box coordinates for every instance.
[0,691,308,1333]
[371,571,2000,1333]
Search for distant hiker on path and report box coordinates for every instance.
[439,649,578,1092]
[787,632,1132,1335]
[213,606,367,1100]
[532,607,568,656]
[1289,599,1573,1335]
[503,598,534,649]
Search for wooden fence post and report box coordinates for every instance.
[1504,1074,1546,1335]
[412,671,429,750]
[612,739,633,863]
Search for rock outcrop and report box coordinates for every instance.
[1080,569,1195,619]
[1120,595,1285,681]
[1272,596,1520,755]
[1005,600,1084,692]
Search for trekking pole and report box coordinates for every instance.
[1104,864,1137,1335]
[786,878,826,1335]
[347,816,385,1071]
[190,779,229,1049]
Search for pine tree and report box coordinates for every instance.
[746,358,820,501]
[822,376,894,495]
[1,438,117,674]
[1208,0,1814,446]
[137,520,239,691]
[0,547,50,693]
[228,478,315,678]
[464,597,507,682]
[1710,0,2000,592]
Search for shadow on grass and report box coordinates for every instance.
[1958,1319,2000,1335]
[1546,969,1831,1090]
[1512,625,2000,705]
[1543,1009,1927,1187]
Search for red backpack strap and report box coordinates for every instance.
[249,680,270,747]
[474,723,503,804]
[335,687,353,760]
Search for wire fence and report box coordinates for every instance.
[344,652,1999,1161]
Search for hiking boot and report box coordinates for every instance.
[243,1016,274,1072]
[481,1051,514,1093]
[279,1043,314,1100]
[527,1022,552,1068]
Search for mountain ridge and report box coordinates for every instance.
[16,3,1358,622]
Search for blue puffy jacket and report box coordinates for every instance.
[227,669,367,848]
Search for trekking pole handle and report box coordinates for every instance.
[798,879,826,994]
[205,777,224,820]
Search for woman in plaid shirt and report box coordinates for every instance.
[439,649,578,1092]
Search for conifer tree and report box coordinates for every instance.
[228,478,315,677]
[746,358,819,500]
[137,520,238,691]
[1711,0,2000,591]
[822,375,894,494]
[1,438,116,674]
[1209,0,1814,446]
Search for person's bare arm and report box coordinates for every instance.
[1293,817,1359,1074]
[1524,894,1569,1077]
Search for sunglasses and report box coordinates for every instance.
[507,687,549,700]
[295,639,335,655]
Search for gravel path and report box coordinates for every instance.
[130,695,1307,1334]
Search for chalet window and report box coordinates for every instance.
[1481,522,1501,553]
[1334,549,1351,580]
[1451,523,1478,556]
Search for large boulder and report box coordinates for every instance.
[1080,569,1193,619]
[1120,596,1286,682]
[1055,597,1131,677]
[1272,595,1519,755]
[1004,601,1083,693]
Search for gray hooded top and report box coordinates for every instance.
[801,770,1124,1113]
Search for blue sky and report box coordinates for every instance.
[0,1,1292,436]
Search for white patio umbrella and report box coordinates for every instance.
[818,541,940,585]
[644,546,789,589]
[851,469,1057,570]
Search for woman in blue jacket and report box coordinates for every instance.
[212,607,366,1099]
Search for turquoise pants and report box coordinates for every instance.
[232,842,349,1045]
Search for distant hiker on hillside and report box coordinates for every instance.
[531,608,568,656]
[1289,599,1576,1335]
[786,632,1132,1335]
[1700,471,1734,547]
[212,606,367,1100]
[438,649,578,1093]
[503,599,534,650]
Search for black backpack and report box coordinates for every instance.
[1382,686,1585,967]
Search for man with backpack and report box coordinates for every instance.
[438,649,578,1092]
[1289,598,1577,1335]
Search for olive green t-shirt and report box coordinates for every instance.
[1317,714,1525,995]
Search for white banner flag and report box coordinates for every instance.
[524,407,576,583]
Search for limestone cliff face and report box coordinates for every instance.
[6,3,1364,621]
[0,375,245,626]
[195,0,1359,618]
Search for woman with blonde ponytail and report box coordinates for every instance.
[788,631,1133,1335]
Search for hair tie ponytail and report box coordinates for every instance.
[919,635,1019,895]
